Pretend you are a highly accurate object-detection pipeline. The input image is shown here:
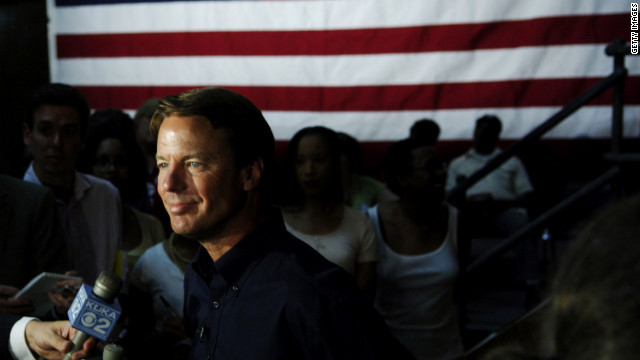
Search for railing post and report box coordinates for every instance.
[605,38,629,154]
[605,39,630,199]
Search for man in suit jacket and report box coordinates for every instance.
[0,174,69,315]
[0,174,69,288]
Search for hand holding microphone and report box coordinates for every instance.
[63,271,123,360]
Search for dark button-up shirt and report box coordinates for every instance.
[184,210,413,359]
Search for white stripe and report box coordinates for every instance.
[54,0,628,34]
[47,0,58,82]
[56,45,639,86]
[260,106,640,141]
[120,106,640,141]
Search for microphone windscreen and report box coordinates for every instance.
[102,344,124,360]
[93,272,123,302]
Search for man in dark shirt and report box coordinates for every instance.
[150,87,413,359]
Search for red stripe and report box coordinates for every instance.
[58,14,627,58]
[77,76,640,111]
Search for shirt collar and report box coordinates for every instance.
[191,208,287,287]
[468,147,501,159]
[24,161,93,202]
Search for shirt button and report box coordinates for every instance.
[212,301,220,308]
[232,285,239,292]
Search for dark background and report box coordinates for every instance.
[0,0,49,177]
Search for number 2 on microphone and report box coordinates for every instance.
[94,318,110,335]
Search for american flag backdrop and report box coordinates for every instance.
[49,0,639,141]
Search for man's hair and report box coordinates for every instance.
[409,118,441,146]
[150,87,275,192]
[278,126,343,208]
[476,114,502,134]
[25,83,91,133]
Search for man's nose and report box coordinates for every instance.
[51,131,62,146]
[160,164,187,193]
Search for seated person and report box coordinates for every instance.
[446,114,539,287]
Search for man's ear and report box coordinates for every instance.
[242,157,264,191]
[22,122,32,146]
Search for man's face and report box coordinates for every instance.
[156,115,247,240]
[473,121,499,154]
[23,105,84,180]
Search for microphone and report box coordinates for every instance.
[102,343,124,360]
[63,271,123,360]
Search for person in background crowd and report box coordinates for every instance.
[151,87,412,359]
[446,114,540,297]
[279,126,380,297]
[133,98,160,179]
[80,108,165,279]
[125,232,196,359]
[22,83,121,292]
[132,98,171,234]
[367,138,464,360]
[0,174,68,306]
[337,131,386,212]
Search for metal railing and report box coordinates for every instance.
[446,39,632,275]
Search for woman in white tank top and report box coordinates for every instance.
[367,138,464,360]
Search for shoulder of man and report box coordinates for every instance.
[79,172,120,195]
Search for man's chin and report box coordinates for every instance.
[171,221,207,241]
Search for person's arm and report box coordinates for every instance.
[354,261,377,300]
[0,286,34,315]
[9,317,94,360]
[355,214,379,300]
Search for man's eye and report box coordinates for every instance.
[36,126,53,136]
[190,162,201,168]
[157,163,168,169]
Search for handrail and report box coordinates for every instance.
[446,68,627,204]
[450,39,631,275]
[465,166,621,274]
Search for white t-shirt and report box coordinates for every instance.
[446,148,534,201]
[284,206,380,275]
